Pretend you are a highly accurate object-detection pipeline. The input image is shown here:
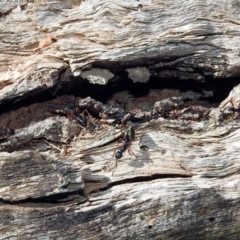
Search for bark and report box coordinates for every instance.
[1,0,240,239]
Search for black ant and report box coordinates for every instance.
[52,106,94,128]
[221,99,240,119]
[111,126,139,175]
[0,117,15,142]
[114,126,137,160]
[0,126,15,142]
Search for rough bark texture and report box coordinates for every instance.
[1,0,240,103]
[1,0,240,239]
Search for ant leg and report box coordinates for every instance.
[235,100,240,109]
[117,136,125,143]
[66,111,71,120]
[222,99,232,109]
[226,99,240,109]
[230,99,236,108]
[121,113,131,125]
[82,109,96,127]
[113,147,120,157]
[234,101,240,119]
[71,112,77,121]
[2,115,12,131]
[120,126,126,137]
[233,111,240,119]
[111,147,122,176]
[5,118,11,128]
[111,158,118,176]
[134,133,146,143]
[127,146,138,158]
[66,110,74,121]
[65,110,77,140]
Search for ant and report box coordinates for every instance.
[0,118,15,142]
[0,126,15,142]
[114,126,137,160]
[52,106,94,128]
[221,99,240,119]
[111,126,147,175]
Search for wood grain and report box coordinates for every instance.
[1,0,240,103]
[1,0,240,239]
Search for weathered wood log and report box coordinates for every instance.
[1,0,240,239]
[0,90,239,239]
[1,0,240,103]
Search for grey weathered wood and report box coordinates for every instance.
[0,150,83,201]
[1,0,240,239]
[0,91,240,238]
[1,177,240,240]
[1,0,240,103]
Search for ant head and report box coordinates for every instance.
[115,150,122,159]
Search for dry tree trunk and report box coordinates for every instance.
[1,0,240,239]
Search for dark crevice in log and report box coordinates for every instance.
[0,72,238,118]
[91,54,203,69]
[0,190,87,207]
[85,174,193,195]
[0,76,238,135]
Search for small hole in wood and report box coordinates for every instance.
[140,145,149,151]
[148,225,152,229]
[209,217,215,222]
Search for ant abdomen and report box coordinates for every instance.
[115,150,122,159]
